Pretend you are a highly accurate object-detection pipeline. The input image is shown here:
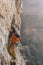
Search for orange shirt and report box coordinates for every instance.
[11,33,20,46]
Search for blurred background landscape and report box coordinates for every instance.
[21,0,43,65]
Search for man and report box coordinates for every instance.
[7,26,21,59]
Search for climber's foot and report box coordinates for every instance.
[13,56,16,59]
[10,61,16,65]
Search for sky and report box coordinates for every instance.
[22,0,43,15]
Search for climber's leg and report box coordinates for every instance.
[7,44,16,59]
[12,46,16,59]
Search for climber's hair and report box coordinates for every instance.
[11,26,16,33]
[9,26,20,38]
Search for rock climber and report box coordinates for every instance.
[7,26,21,59]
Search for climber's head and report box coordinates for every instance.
[9,26,16,33]
[9,26,21,40]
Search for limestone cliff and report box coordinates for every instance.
[0,0,26,65]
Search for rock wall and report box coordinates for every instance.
[0,0,26,65]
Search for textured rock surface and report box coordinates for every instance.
[0,0,26,65]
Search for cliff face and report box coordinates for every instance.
[0,0,26,65]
